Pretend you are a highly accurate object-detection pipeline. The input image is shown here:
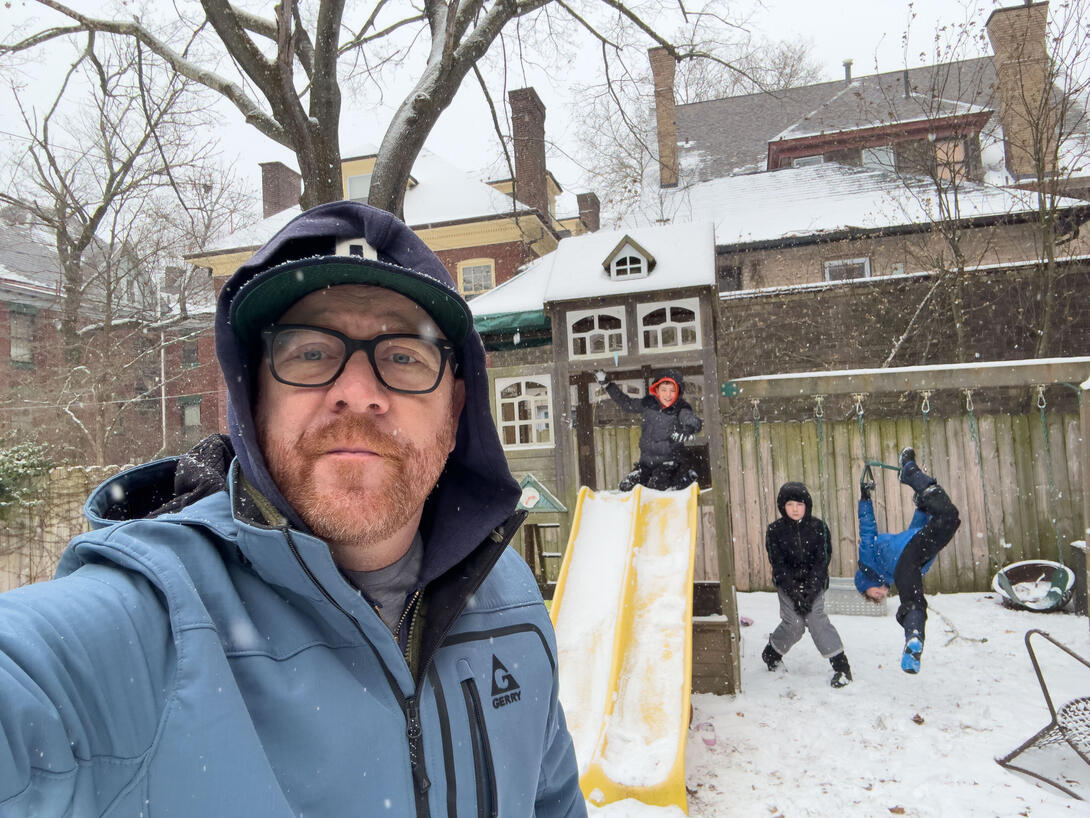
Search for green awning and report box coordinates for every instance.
[473,310,550,335]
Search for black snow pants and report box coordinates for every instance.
[618,458,696,492]
[893,484,961,640]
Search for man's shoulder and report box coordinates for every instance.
[468,547,547,611]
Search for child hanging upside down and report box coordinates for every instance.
[855,448,961,674]
[593,369,702,491]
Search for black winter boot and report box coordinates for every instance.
[899,452,936,495]
[829,652,853,688]
[761,641,782,671]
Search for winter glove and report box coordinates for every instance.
[593,369,609,385]
[670,431,694,443]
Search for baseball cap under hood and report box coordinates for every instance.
[214,200,521,581]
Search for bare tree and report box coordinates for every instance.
[2,0,751,219]
[573,37,825,224]
[0,36,256,465]
[875,1,1090,365]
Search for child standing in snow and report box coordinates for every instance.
[855,447,961,674]
[593,369,702,491]
[762,481,853,688]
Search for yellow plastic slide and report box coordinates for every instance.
[549,484,699,813]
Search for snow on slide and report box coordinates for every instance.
[550,484,699,813]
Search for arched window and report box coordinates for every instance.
[637,298,700,352]
[568,307,627,359]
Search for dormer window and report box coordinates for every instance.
[604,237,655,281]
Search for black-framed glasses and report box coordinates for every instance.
[262,324,458,393]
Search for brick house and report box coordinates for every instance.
[0,208,222,465]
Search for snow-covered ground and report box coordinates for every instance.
[589,591,1089,817]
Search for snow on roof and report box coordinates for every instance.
[202,148,530,254]
[470,221,716,317]
[626,162,1083,247]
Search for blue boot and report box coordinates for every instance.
[902,634,924,674]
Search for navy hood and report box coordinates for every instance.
[214,200,522,581]
[776,481,812,519]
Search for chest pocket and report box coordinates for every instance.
[426,624,557,818]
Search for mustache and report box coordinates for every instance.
[296,414,411,460]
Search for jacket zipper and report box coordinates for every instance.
[281,528,431,817]
[461,678,498,818]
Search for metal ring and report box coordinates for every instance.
[1037,385,1047,409]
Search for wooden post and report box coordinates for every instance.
[1081,378,1090,627]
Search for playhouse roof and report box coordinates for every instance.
[469,220,716,325]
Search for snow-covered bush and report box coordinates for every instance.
[0,439,53,519]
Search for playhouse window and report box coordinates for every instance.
[497,377,553,449]
[637,299,700,352]
[568,307,626,359]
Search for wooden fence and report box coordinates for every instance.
[0,466,120,592]
[595,409,1084,593]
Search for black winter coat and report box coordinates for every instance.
[604,373,702,466]
[765,482,832,613]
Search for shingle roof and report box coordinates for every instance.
[677,57,998,178]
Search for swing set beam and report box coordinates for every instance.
[722,356,1090,399]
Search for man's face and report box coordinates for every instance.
[784,500,806,521]
[255,285,465,568]
[655,381,678,407]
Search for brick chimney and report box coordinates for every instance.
[260,161,302,219]
[648,46,679,188]
[509,88,550,219]
[576,192,601,233]
[986,2,1054,180]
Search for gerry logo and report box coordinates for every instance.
[491,655,521,709]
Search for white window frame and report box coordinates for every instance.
[609,246,649,280]
[823,257,871,281]
[496,376,554,450]
[458,259,495,298]
[567,307,627,360]
[9,311,33,364]
[636,298,701,353]
[346,173,372,202]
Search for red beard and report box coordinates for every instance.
[260,412,455,549]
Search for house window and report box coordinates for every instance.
[182,340,199,368]
[823,258,871,281]
[134,380,156,412]
[637,298,701,352]
[9,311,33,364]
[178,394,201,425]
[346,173,372,202]
[458,259,495,298]
[862,145,895,169]
[568,307,626,359]
[792,155,824,168]
[716,260,743,292]
[496,377,553,449]
[611,254,647,279]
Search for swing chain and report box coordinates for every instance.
[751,398,760,421]
[852,393,865,418]
[814,395,824,419]
[1036,385,1047,409]
[920,390,932,415]
[963,389,973,412]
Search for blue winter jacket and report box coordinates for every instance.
[0,201,584,817]
[0,457,582,817]
[854,498,936,593]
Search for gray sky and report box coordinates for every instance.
[0,0,1001,210]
